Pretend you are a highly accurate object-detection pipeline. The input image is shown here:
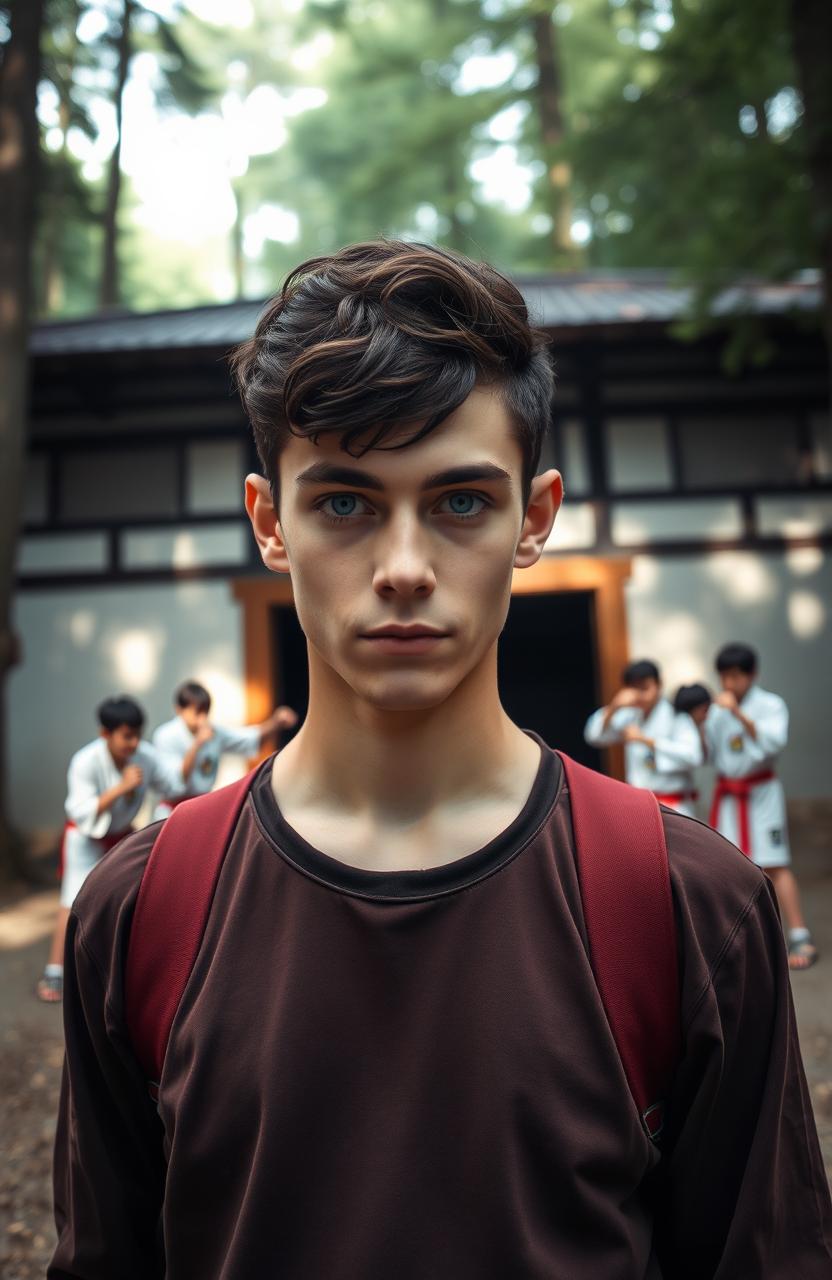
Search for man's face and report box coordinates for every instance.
[250,387,560,713]
[102,725,140,766]
[629,677,661,712]
[719,667,754,701]
[688,702,710,726]
[179,705,210,735]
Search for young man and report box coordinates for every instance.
[37,696,183,1004]
[151,679,298,819]
[707,642,818,970]
[673,682,712,761]
[584,660,704,817]
[50,242,831,1277]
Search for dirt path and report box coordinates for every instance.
[2,844,830,1277]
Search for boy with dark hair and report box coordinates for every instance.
[707,642,818,969]
[50,243,830,1276]
[673,682,712,721]
[36,696,183,1003]
[673,682,712,771]
[584,659,704,817]
[151,679,298,818]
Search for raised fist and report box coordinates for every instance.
[122,764,144,791]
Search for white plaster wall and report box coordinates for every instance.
[624,547,832,797]
[8,580,252,831]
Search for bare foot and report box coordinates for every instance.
[788,940,818,971]
[36,974,63,1003]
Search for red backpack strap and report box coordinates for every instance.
[125,768,259,1091]
[556,751,680,1143]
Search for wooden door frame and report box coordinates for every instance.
[232,555,632,777]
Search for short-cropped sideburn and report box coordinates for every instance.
[230,240,555,502]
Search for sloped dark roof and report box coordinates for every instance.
[29,270,822,358]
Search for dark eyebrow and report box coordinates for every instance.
[295,462,385,491]
[419,464,511,490]
[294,460,512,493]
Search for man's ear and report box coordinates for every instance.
[245,474,291,574]
[514,469,563,568]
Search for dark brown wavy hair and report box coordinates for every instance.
[231,240,554,502]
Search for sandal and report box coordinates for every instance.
[36,972,63,1003]
[788,939,819,971]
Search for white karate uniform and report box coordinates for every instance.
[151,715,262,819]
[62,738,182,907]
[705,686,790,867]
[584,697,704,817]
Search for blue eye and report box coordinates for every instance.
[318,493,373,522]
[438,492,487,517]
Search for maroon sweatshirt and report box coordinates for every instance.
[50,748,832,1278]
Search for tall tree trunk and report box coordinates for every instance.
[232,181,245,299]
[40,3,80,315]
[532,8,574,263]
[0,0,45,879]
[443,153,464,250]
[99,0,133,309]
[789,0,832,409]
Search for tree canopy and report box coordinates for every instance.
[9,0,828,343]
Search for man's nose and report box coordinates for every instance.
[372,511,436,599]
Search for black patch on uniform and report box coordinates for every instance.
[200,756,214,776]
[769,828,782,846]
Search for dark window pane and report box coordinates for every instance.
[60,449,178,521]
[678,416,802,488]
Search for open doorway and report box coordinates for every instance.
[498,591,600,767]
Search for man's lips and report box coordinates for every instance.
[359,624,451,654]
[361,625,450,639]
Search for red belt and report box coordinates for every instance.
[59,820,133,877]
[708,770,775,856]
[653,790,699,808]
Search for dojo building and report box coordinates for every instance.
[11,270,832,846]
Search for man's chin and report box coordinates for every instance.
[347,672,460,715]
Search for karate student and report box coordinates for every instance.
[51,241,831,1278]
[151,680,298,818]
[584,660,704,816]
[707,642,818,970]
[673,682,712,759]
[36,696,183,1003]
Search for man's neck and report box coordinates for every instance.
[105,745,127,772]
[273,646,539,827]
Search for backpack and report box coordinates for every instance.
[124,751,680,1144]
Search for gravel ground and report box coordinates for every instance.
[0,1023,63,1280]
[2,831,830,1277]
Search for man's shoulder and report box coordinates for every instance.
[69,738,103,769]
[151,718,181,746]
[660,806,766,926]
[71,824,161,966]
[749,685,786,714]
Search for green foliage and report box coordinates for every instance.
[566,0,817,349]
[29,0,827,357]
[33,0,214,315]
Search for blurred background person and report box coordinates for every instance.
[36,695,183,1003]
[584,660,704,816]
[152,680,298,819]
[707,643,818,970]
